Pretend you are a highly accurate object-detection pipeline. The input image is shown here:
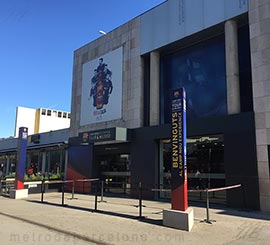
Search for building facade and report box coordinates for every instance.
[0,129,69,183]
[68,0,270,211]
[14,106,71,137]
[1,0,270,211]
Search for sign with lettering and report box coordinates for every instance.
[79,127,127,144]
[89,128,116,143]
[171,88,188,211]
[15,127,28,190]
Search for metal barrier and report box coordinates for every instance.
[99,181,144,218]
[70,178,100,199]
[39,179,144,218]
[190,184,242,224]
[40,178,100,208]
[0,179,15,196]
[152,184,242,224]
[41,179,74,206]
[34,180,242,224]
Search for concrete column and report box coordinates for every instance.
[225,19,241,114]
[249,0,270,211]
[149,51,160,126]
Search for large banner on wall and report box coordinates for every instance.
[80,47,123,126]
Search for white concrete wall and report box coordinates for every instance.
[14,107,36,137]
[38,110,70,134]
[249,0,270,211]
[14,107,70,137]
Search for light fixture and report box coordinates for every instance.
[99,30,106,35]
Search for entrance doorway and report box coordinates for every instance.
[160,134,225,204]
[97,153,131,195]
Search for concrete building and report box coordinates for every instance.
[0,129,69,187]
[1,0,270,211]
[14,106,71,137]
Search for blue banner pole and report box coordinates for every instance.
[171,88,188,211]
[15,127,28,190]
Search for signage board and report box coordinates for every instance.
[171,88,188,211]
[79,127,127,144]
[15,127,28,190]
[80,47,123,125]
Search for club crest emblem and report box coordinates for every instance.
[174,91,179,98]
[89,58,113,112]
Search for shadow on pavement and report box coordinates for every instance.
[26,199,149,221]
[217,208,270,221]
[26,197,270,223]
[27,199,166,228]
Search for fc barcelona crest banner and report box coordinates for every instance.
[80,47,123,125]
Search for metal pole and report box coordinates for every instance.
[72,180,75,199]
[139,182,142,218]
[242,183,247,210]
[61,182,65,206]
[101,180,104,202]
[41,179,45,203]
[206,189,210,222]
[204,188,216,224]
[208,148,212,189]
[94,183,98,211]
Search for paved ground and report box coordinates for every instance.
[0,192,270,245]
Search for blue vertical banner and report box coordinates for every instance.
[171,88,188,211]
[15,127,28,190]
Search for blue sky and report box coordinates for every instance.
[0,0,165,138]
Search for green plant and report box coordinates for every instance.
[5,173,16,179]
[49,173,62,180]
[24,173,42,181]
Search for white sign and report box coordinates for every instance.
[28,184,38,188]
[80,47,123,126]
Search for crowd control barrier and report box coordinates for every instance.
[152,184,242,224]
[35,180,244,224]
[40,179,74,206]
[40,178,100,206]
[39,179,145,218]
[0,179,15,196]
[69,178,100,200]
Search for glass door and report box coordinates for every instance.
[99,154,131,195]
[159,134,226,203]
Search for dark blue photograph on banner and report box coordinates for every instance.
[161,35,227,123]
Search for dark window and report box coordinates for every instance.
[161,35,227,123]
[238,25,253,112]
[41,109,46,115]
[143,54,150,126]
[160,135,225,202]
